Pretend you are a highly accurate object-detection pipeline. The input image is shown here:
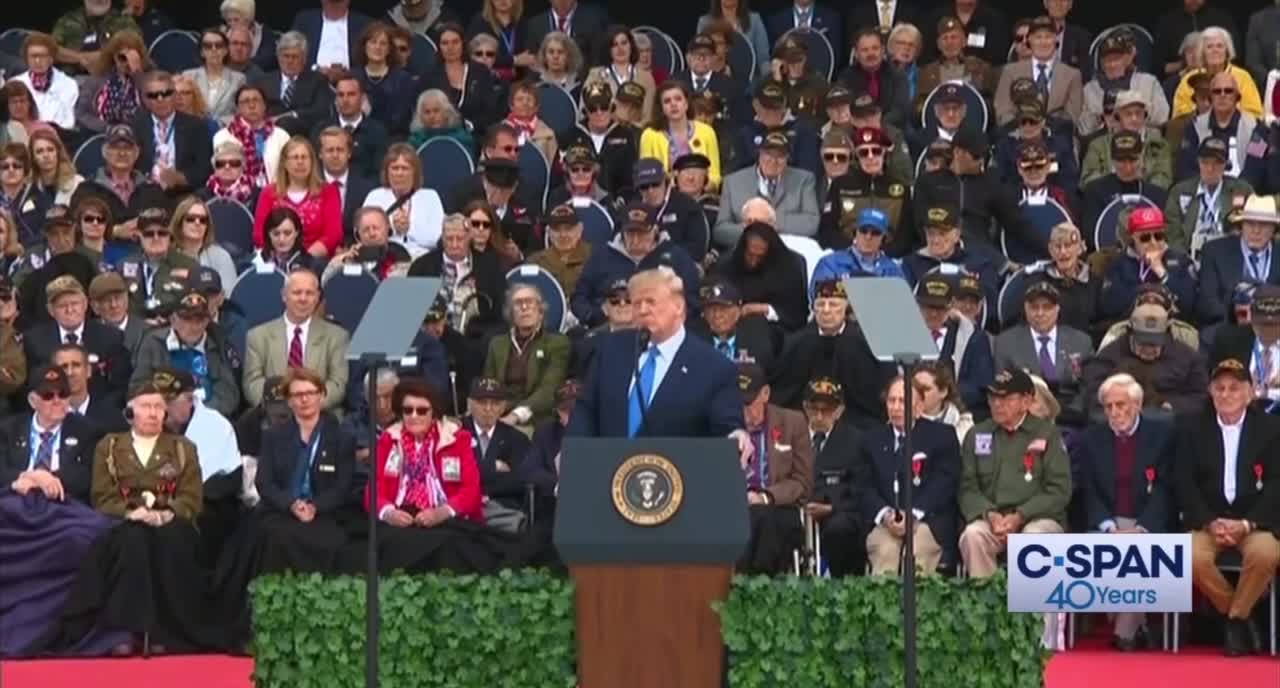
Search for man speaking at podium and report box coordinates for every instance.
[568,267,751,459]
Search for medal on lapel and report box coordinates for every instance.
[1145,467,1155,495]
[1256,463,1265,492]
[911,452,925,487]
[1023,453,1034,483]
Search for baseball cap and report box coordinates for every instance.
[1211,358,1252,383]
[854,207,889,234]
[1114,90,1147,111]
[1099,31,1133,56]
[852,127,890,148]
[952,129,988,157]
[1251,284,1280,323]
[673,153,712,172]
[582,82,613,108]
[634,158,666,188]
[174,290,210,319]
[688,34,716,54]
[850,93,880,116]
[1127,207,1166,234]
[701,280,743,306]
[616,81,646,106]
[1129,302,1170,345]
[89,271,128,300]
[469,376,507,401]
[737,363,768,402]
[547,204,579,227]
[1111,131,1144,160]
[105,124,137,146]
[555,379,580,410]
[924,206,959,231]
[189,266,222,295]
[424,294,448,323]
[562,142,596,166]
[822,128,852,150]
[46,275,85,304]
[987,368,1035,396]
[825,84,852,105]
[804,377,843,405]
[1198,136,1229,162]
[1016,98,1046,121]
[151,367,197,399]
[620,200,655,232]
[1024,280,1060,304]
[29,365,70,397]
[605,278,630,298]
[775,35,805,62]
[812,279,847,300]
[1010,78,1041,105]
[1017,140,1051,168]
[755,80,786,109]
[935,83,965,106]
[915,274,952,308]
[759,131,791,154]
[955,272,982,299]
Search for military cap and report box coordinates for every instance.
[173,291,210,319]
[688,34,716,54]
[151,367,196,399]
[621,200,655,232]
[813,279,847,300]
[1017,140,1051,168]
[916,273,952,307]
[468,376,507,400]
[30,365,70,397]
[852,127,890,148]
[1198,136,1229,161]
[1110,130,1144,160]
[955,272,983,299]
[825,84,852,104]
[935,82,965,106]
[547,204,579,227]
[1024,280,1060,304]
[105,123,137,146]
[583,81,613,108]
[701,280,743,306]
[562,141,596,166]
[1129,302,1170,345]
[46,275,85,303]
[1210,358,1251,383]
[987,368,1035,396]
[616,81,646,106]
[924,206,959,231]
[759,131,791,154]
[737,362,768,401]
[1251,284,1280,323]
[1016,98,1046,121]
[555,379,580,408]
[804,377,843,404]
[754,80,786,109]
[775,35,806,62]
[850,92,880,115]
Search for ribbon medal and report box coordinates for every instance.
[911,452,926,487]
[1255,463,1264,492]
[1145,467,1155,495]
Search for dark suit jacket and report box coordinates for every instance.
[846,1,919,47]
[406,248,507,336]
[420,61,502,135]
[310,117,389,182]
[768,3,843,66]
[331,173,377,246]
[1196,237,1280,325]
[0,413,99,504]
[23,321,131,405]
[255,413,354,515]
[292,9,372,68]
[858,419,961,558]
[771,323,891,429]
[1059,24,1093,78]
[688,315,780,375]
[1080,415,1176,533]
[130,112,213,192]
[1175,407,1280,532]
[77,394,128,438]
[522,417,565,497]
[522,4,609,65]
[836,61,911,130]
[672,69,751,127]
[461,417,532,505]
[254,70,334,135]
[810,420,863,514]
[567,329,744,438]
[920,2,1010,67]
[1212,324,1265,370]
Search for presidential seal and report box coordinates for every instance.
[611,454,684,526]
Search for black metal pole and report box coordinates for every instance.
[899,355,919,688]
[364,357,382,688]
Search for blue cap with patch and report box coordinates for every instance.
[855,207,889,234]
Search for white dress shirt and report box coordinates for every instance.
[1032,58,1055,89]
[326,170,350,207]
[1217,412,1244,503]
[59,324,86,345]
[284,316,313,361]
[72,396,90,416]
[1032,325,1058,364]
[27,418,63,471]
[631,326,686,403]
[316,14,351,68]
[1251,338,1280,400]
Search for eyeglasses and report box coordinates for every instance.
[37,390,69,401]
[822,152,850,163]
[402,405,433,417]
[215,159,243,169]
[856,147,884,158]
[141,230,170,239]
[290,389,322,400]
[1211,88,1236,96]
[473,50,496,58]
[202,41,227,50]
[145,88,175,100]
[470,219,492,229]
[608,297,631,306]
[184,214,210,225]
[1133,232,1166,243]
[1019,118,1043,126]
[0,162,24,171]
[569,165,593,174]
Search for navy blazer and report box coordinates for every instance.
[858,419,960,539]
[810,420,863,514]
[568,329,744,438]
[0,413,99,504]
[1175,408,1280,532]
[255,413,354,515]
[1196,237,1280,325]
[767,4,842,64]
[23,320,132,406]
[292,9,373,68]
[461,417,532,503]
[1079,415,1176,533]
[522,4,609,64]
[130,111,213,192]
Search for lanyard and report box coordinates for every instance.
[304,428,322,469]
[666,123,693,161]
[608,64,633,87]
[497,26,516,55]
[1198,182,1222,228]
[1245,244,1271,281]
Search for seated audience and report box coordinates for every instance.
[711,216,808,333]
[213,84,289,190]
[361,143,445,257]
[407,213,506,337]
[799,377,864,577]
[528,204,592,299]
[461,377,531,534]
[690,280,778,373]
[242,269,350,408]
[25,275,132,405]
[251,136,342,258]
[482,283,571,430]
[132,291,241,417]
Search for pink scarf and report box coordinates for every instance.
[505,114,539,144]
[225,115,275,187]
[28,71,50,93]
[206,173,255,204]
[401,425,446,511]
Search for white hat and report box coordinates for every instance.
[1240,194,1280,224]
[1113,90,1147,111]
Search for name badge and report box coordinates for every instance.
[88,353,100,364]
[399,355,418,367]
[255,262,275,274]
[571,197,590,208]
[967,31,986,49]
[1179,194,1191,212]
[1049,162,1059,174]
[442,457,461,482]
[65,437,78,447]
[122,263,138,278]
[342,263,363,276]
[317,463,336,473]
[975,432,993,456]
[774,443,791,452]
[662,213,677,223]
[1026,195,1046,206]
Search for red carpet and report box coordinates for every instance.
[3,647,1277,687]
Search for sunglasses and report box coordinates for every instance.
[855,226,883,236]
[202,41,227,50]
[1211,88,1236,96]
[81,213,106,224]
[823,152,850,163]
[473,50,496,58]
[184,214,210,225]
[587,105,610,114]
[0,162,24,171]
[569,165,593,174]
[1134,232,1166,243]
[402,405,433,417]
[856,147,884,158]
[145,88,175,100]
[608,297,631,306]
[1019,118,1043,126]
[215,159,243,169]
[142,230,170,239]
[37,390,69,401]
[470,219,493,229]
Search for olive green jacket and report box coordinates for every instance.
[1080,128,1174,190]
[482,329,571,426]
[959,414,1072,527]
[92,431,203,521]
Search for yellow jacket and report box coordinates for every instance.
[1172,65,1262,120]
[639,121,722,191]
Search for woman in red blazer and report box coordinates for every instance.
[252,136,343,257]
[364,378,493,572]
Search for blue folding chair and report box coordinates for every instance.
[1093,195,1159,251]
[577,200,615,246]
[635,26,679,75]
[409,32,438,76]
[1090,24,1155,77]
[73,134,106,178]
[149,30,200,73]
[323,269,379,332]
[537,83,578,138]
[729,31,757,83]
[996,261,1050,328]
[207,197,255,263]
[417,137,474,195]
[506,265,568,332]
[0,29,28,59]
[1004,198,1071,265]
[516,144,550,216]
[229,267,286,352]
[785,28,834,81]
[920,80,989,133]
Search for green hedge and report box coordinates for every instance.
[715,572,1049,688]
[249,570,576,688]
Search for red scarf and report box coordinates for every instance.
[226,115,275,187]
[401,424,445,511]
[206,172,255,204]
[28,71,50,93]
[505,114,539,144]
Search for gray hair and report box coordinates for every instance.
[537,31,583,77]
[1048,222,1081,244]
[352,206,390,233]
[469,33,498,53]
[888,23,922,53]
[441,213,468,236]
[741,198,777,226]
[220,0,255,20]
[277,30,308,56]
[411,89,463,132]
[504,283,545,322]
[1196,26,1236,65]
[1178,31,1201,59]
[212,140,245,163]
[363,367,400,392]
[1098,373,1145,405]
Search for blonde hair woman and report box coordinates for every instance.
[1172,27,1262,119]
[170,196,238,294]
[251,137,342,257]
[360,143,446,258]
[28,130,82,206]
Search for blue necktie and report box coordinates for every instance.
[33,431,54,470]
[1035,64,1050,98]
[627,345,659,438]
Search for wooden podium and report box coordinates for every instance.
[555,438,748,688]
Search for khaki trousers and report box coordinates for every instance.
[1191,529,1280,619]
[959,517,1063,578]
[865,522,942,576]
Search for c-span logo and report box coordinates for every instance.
[611,454,684,526]
[1008,534,1192,613]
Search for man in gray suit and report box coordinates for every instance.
[993,16,1083,127]
[714,131,819,249]
[242,269,350,409]
[993,280,1093,420]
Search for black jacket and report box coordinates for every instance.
[420,61,502,135]
[712,223,810,332]
[1080,414,1176,533]
[859,419,961,557]
[254,70,334,135]
[255,413,355,516]
[810,420,864,515]
[626,187,709,263]
[407,248,507,336]
[445,173,539,251]
[688,315,781,376]
[130,111,213,192]
[68,176,173,224]
[461,417,532,507]
[559,123,639,198]
[0,413,100,504]
[522,417,565,498]
[836,61,912,131]
[23,320,131,405]
[914,168,1040,256]
[522,4,609,67]
[310,117,389,182]
[1175,408,1280,532]
[771,323,891,429]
